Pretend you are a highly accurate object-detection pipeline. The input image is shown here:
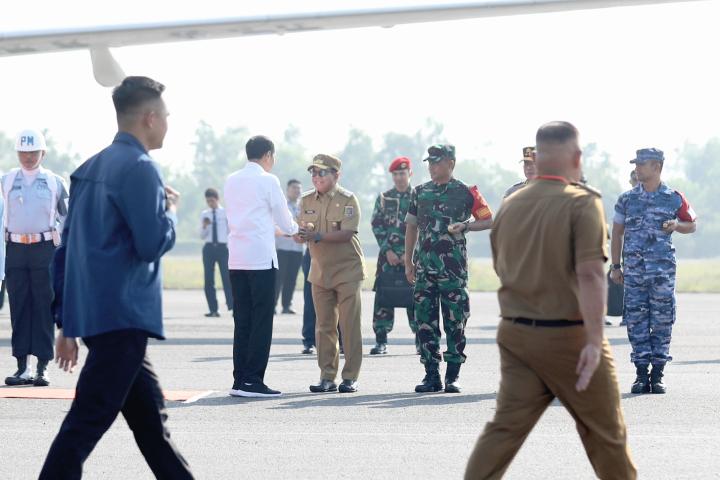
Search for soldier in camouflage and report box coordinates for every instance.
[404,144,493,393]
[370,157,417,355]
[610,148,697,394]
[503,146,537,198]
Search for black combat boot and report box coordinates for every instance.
[630,364,650,394]
[650,364,666,394]
[444,363,462,393]
[5,356,34,386]
[415,363,443,393]
[33,360,50,387]
[370,332,388,355]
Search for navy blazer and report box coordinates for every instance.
[53,132,176,339]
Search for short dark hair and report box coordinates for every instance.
[112,76,165,116]
[287,179,301,187]
[246,136,275,161]
[204,188,219,199]
[536,121,579,145]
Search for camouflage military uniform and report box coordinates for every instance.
[614,183,696,366]
[371,187,417,342]
[406,179,491,366]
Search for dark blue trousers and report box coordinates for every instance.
[302,250,316,348]
[40,329,194,480]
[6,240,55,361]
[202,243,232,313]
[230,268,276,387]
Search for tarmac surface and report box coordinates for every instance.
[0,290,718,479]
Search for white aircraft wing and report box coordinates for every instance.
[0,0,701,85]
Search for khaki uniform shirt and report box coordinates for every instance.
[298,185,365,289]
[491,177,608,320]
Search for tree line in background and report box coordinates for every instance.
[0,124,716,258]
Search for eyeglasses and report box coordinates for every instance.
[310,169,335,177]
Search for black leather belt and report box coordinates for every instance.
[504,317,584,327]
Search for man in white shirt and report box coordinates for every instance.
[200,188,232,317]
[224,136,298,398]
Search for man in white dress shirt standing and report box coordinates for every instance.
[224,136,298,397]
[200,187,232,317]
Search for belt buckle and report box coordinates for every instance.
[20,234,32,245]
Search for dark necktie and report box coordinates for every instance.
[212,209,218,244]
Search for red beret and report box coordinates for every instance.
[389,156,411,172]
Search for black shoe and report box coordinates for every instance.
[631,364,651,394]
[4,357,33,386]
[204,311,220,318]
[309,379,337,393]
[5,368,34,386]
[281,308,297,314]
[650,364,666,394]
[604,319,613,326]
[444,363,462,393]
[229,382,281,398]
[415,364,443,393]
[338,379,358,393]
[369,342,387,355]
[301,345,316,355]
[339,345,344,355]
[619,319,627,326]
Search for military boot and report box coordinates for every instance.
[650,364,666,394]
[630,364,650,394]
[5,356,34,386]
[415,363,443,393]
[444,363,462,393]
[33,360,50,387]
[370,332,387,355]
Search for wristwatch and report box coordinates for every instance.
[313,232,322,243]
[611,264,622,270]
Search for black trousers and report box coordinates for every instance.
[39,329,194,480]
[274,249,303,310]
[231,268,276,387]
[302,250,316,348]
[202,243,232,313]
[6,240,55,361]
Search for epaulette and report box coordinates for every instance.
[571,182,602,198]
[336,186,353,198]
[301,189,315,198]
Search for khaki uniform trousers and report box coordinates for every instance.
[312,281,363,381]
[465,320,637,480]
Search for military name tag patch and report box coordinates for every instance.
[344,206,354,217]
[304,209,316,214]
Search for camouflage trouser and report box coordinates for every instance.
[372,294,417,341]
[623,261,676,366]
[414,270,470,365]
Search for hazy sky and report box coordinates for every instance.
[1,0,717,179]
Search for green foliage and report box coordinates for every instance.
[0,124,716,264]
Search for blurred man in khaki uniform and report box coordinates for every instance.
[503,146,537,199]
[295,154,365,394]
[465,122,636,480]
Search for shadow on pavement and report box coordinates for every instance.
[168,391,496,410]
[674,359,720,365]
[150,337,499,346]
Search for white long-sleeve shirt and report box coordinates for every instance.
[199,206,229,244]
[224,162,298,270]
